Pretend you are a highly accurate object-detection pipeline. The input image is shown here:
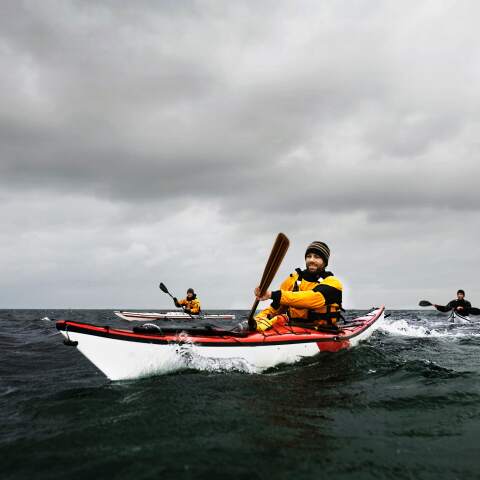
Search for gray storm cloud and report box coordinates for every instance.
[1,1,480,308]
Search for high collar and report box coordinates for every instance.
[299,268,333,282]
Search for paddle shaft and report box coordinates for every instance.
[248,233,290,328]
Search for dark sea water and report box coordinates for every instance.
[1,309,480,480]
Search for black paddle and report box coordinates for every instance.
[248,233,290,330]
[159,282,175,300]
[159,282,195,319]
[419,300,433,307]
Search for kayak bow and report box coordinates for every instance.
[447,311,471,323]
[57,306,385,380]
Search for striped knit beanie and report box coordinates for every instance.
[305,241,330,266]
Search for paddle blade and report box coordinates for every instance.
[249,233,290,323]
[159,282,170,295]
[257,233,290,295]
[419,300,432,307]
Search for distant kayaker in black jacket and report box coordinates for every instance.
[433,290,472,314]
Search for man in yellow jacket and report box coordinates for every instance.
[254,241,343,332]
[174,288,201,314]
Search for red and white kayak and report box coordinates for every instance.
[57,306,385,380]
[114,310,236,321]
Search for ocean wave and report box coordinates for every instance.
[380,319,480,338]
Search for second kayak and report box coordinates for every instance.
[114,311,236,321]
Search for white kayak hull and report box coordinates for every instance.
[57,307,385,381]
[114,310,236,321]
[448,311,471,323]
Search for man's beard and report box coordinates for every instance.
[307,264,321,273]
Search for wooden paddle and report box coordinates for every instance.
[248,233,290,330]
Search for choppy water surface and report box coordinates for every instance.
[1,309,480,479]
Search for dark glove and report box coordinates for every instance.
[173,297,181,308]
[184,308,191,314]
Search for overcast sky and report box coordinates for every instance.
[2,0,480,310]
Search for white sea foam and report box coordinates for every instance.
[185,353,256,374]
[380,319,480,338]
[380,319,436,337]
[173,332,256,374]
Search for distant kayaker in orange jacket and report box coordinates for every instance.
[253,241,343,332]
[174,288,201,314]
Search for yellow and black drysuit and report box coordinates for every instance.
[255,268,343,332]
[175,295,201,314]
